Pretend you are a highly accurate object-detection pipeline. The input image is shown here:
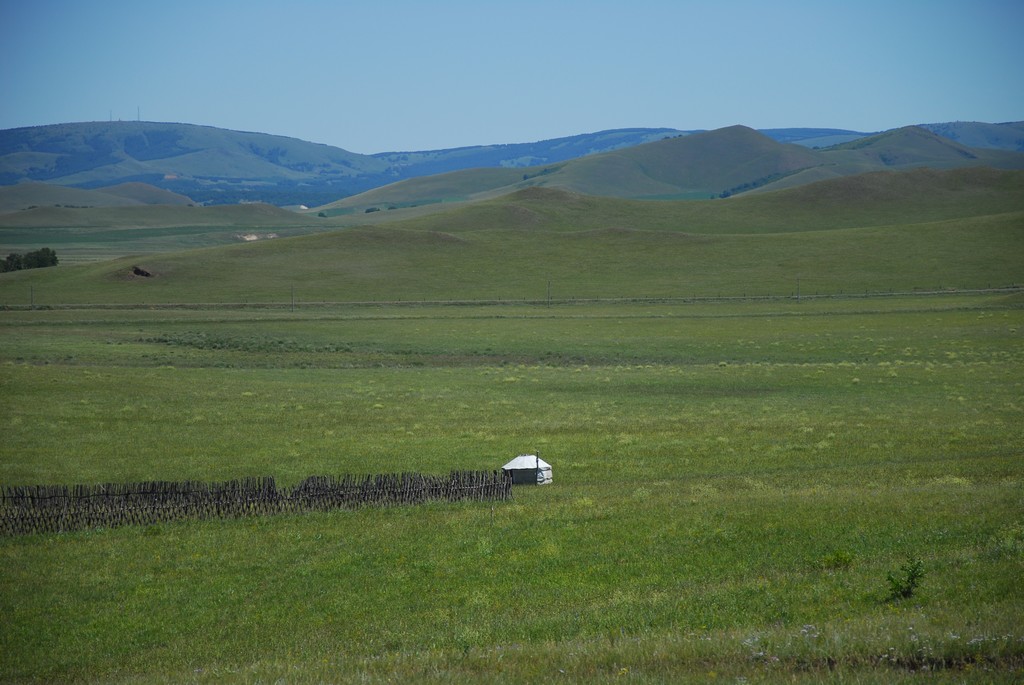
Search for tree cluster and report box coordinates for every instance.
[1,248,58,273]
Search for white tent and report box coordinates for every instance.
[502,454,552,485]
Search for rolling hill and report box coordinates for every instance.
[0,123,706,206]
[0,121,391,206]
[920,120,1024,150]
[369,128,689,176]
[316,125,1024,213]
[541,125,823,198]
[742,125,1024,193]
[0,201,327,263]
[0,201,311,229]
[0,181,194,213]
[2,120,1020,207]
[90,182,195,206]
[2,166,1020,305]
[381,166,1024,236]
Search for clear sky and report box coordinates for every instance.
[1,0,1022,154]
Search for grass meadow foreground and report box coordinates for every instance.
[1,294,1022,682]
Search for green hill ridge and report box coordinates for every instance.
[3,167,1021,306]
[318,126,1024,213]
[0,181,195,213]
[3,120,1022,208]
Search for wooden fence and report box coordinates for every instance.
[0,470,511,536]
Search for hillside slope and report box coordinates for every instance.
[823,125,1015,168]
[319,126,1024,212]
[3,121,1021,208]
[921,120,1024,151]
[0,182,140,213]
[317,126,822,211]
[375,167,1024,236]
[3,210,1017,306]
[0,201,313,229]
[547,125,822,197]
[0,201,327,263]
[94,182,194,206]
[0,123,699,206]
[0,121,392,205]
[0,181,194,213]
[752,126,1024,192]
[370,128,686,175]
[3,166,1021,304]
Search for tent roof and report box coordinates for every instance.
[502,455,551,470]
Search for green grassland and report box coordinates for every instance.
[2,167,1022,305]
[1,293,1023,682]
[7,214,1022,305]
[0,202,328,264]
[0,181,191,214]
[1,165,1023,682]
[314,167,531,216]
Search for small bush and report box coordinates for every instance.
[885,556,925,601]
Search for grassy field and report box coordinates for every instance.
[2,293,1022,682]
[0,203,329,264]
[2,201,1022,307]
[3,166,1022,271]
[1,166,1022,681]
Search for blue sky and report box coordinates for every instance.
[1,0,1022,154]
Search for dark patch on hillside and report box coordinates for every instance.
[123,129,196,161]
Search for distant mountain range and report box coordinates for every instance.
[0,120,1021,208]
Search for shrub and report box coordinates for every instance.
[885,556,925,601]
